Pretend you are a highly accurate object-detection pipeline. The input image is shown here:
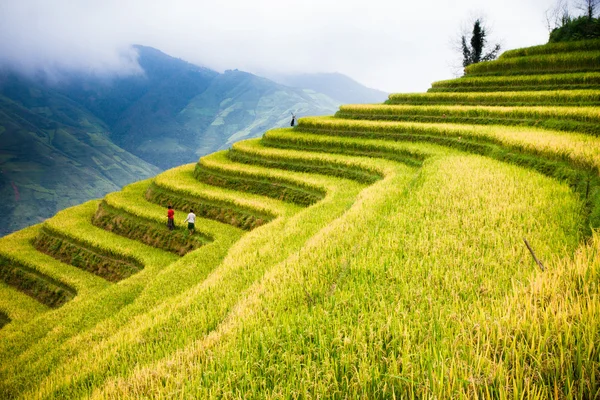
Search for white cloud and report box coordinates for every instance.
[0,0,556,92]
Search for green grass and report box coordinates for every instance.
[337,104,600,136]
[0,280,48,324]
[1,39,600,399]
[297,117,600,172]
[147,165,278,230]
[0,226,108,299]
[195,151,327,206]
[11,146,375,399]
[500,39,600,58]
[387,90,600,106]
[33,228,143,282]
[429,72,600,92]
[465,51,600,76]
[95,153,587,399]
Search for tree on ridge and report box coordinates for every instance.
[461,19,501,68]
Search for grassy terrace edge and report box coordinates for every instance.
[228,146,383,184]
[291,120,600,231]
[464,52,600,76]
[33,226,143,283]
[336,104,600,136]
[0,254,76,308]
[500,39,600,58]
[92,201,210,256]
[145,182,274,231]
[0,311,9,329]
[386,90,600,106]
[429,72,600,91]
[194,152,327,207]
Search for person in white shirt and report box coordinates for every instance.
[183,209,196,234]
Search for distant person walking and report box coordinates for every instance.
[184,209,196,234]
[167,205,175,231]
[290,112,296,127]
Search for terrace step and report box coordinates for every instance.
[195,151,329,206]
[0,226,114,309]
[230,138,384,184]
[429,72,600,92]
[294,118,600,229]
[94,181,220,256]
[297,116,600,172]
[0,281,49,326]
[386,90,600,106]
[262,128,432,166]
[147,164,293,230]
[43,201,177,274]
[335,104,600,136]
[499,39,600,58]
[464,51,600,76]
[0,248,76,309]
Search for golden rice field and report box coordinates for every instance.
[0,39,599,399]
[430,72,600,91]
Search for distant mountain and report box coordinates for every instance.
[57,46,339,169]
[176,69,340,158]
[0,45,384,237]
[0,72,160,237]
[268,72,389,104]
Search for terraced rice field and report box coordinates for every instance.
[0,40,599,399]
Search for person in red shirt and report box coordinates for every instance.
[167,205,175,231]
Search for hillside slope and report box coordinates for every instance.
[0,72,160,237]
[0,40,599,398]
[1,46,357,237]
[56,46,341,169]
[269,72,389,104]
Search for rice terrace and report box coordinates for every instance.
[1,38,600,398]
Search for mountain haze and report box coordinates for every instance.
[0,72,160,237]
[0,45,387,237]
[56,46,340,169]
[269,72,389,104]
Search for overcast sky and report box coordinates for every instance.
[0,0,558,93]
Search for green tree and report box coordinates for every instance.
[577,0,599,19]
[461,19,501,68]
[546,0,600,42]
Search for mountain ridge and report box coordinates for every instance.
[0,45,384,237]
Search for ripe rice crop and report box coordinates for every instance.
[2,36,600,399]
[298,117,600,172]
[152,164,289,221]
[430,72,600,90]
[231,139,385,184]
[465,51,600,76]
[337,104,600,135]
[387,90,600,106]
[8,147,372,399]
[0,280,48,323]
[196,151,328,206]
[93,153,588,399]
[44,201,177,276]
[500,39,600,58]
[0,199,242,398]
[0,226,107,298]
